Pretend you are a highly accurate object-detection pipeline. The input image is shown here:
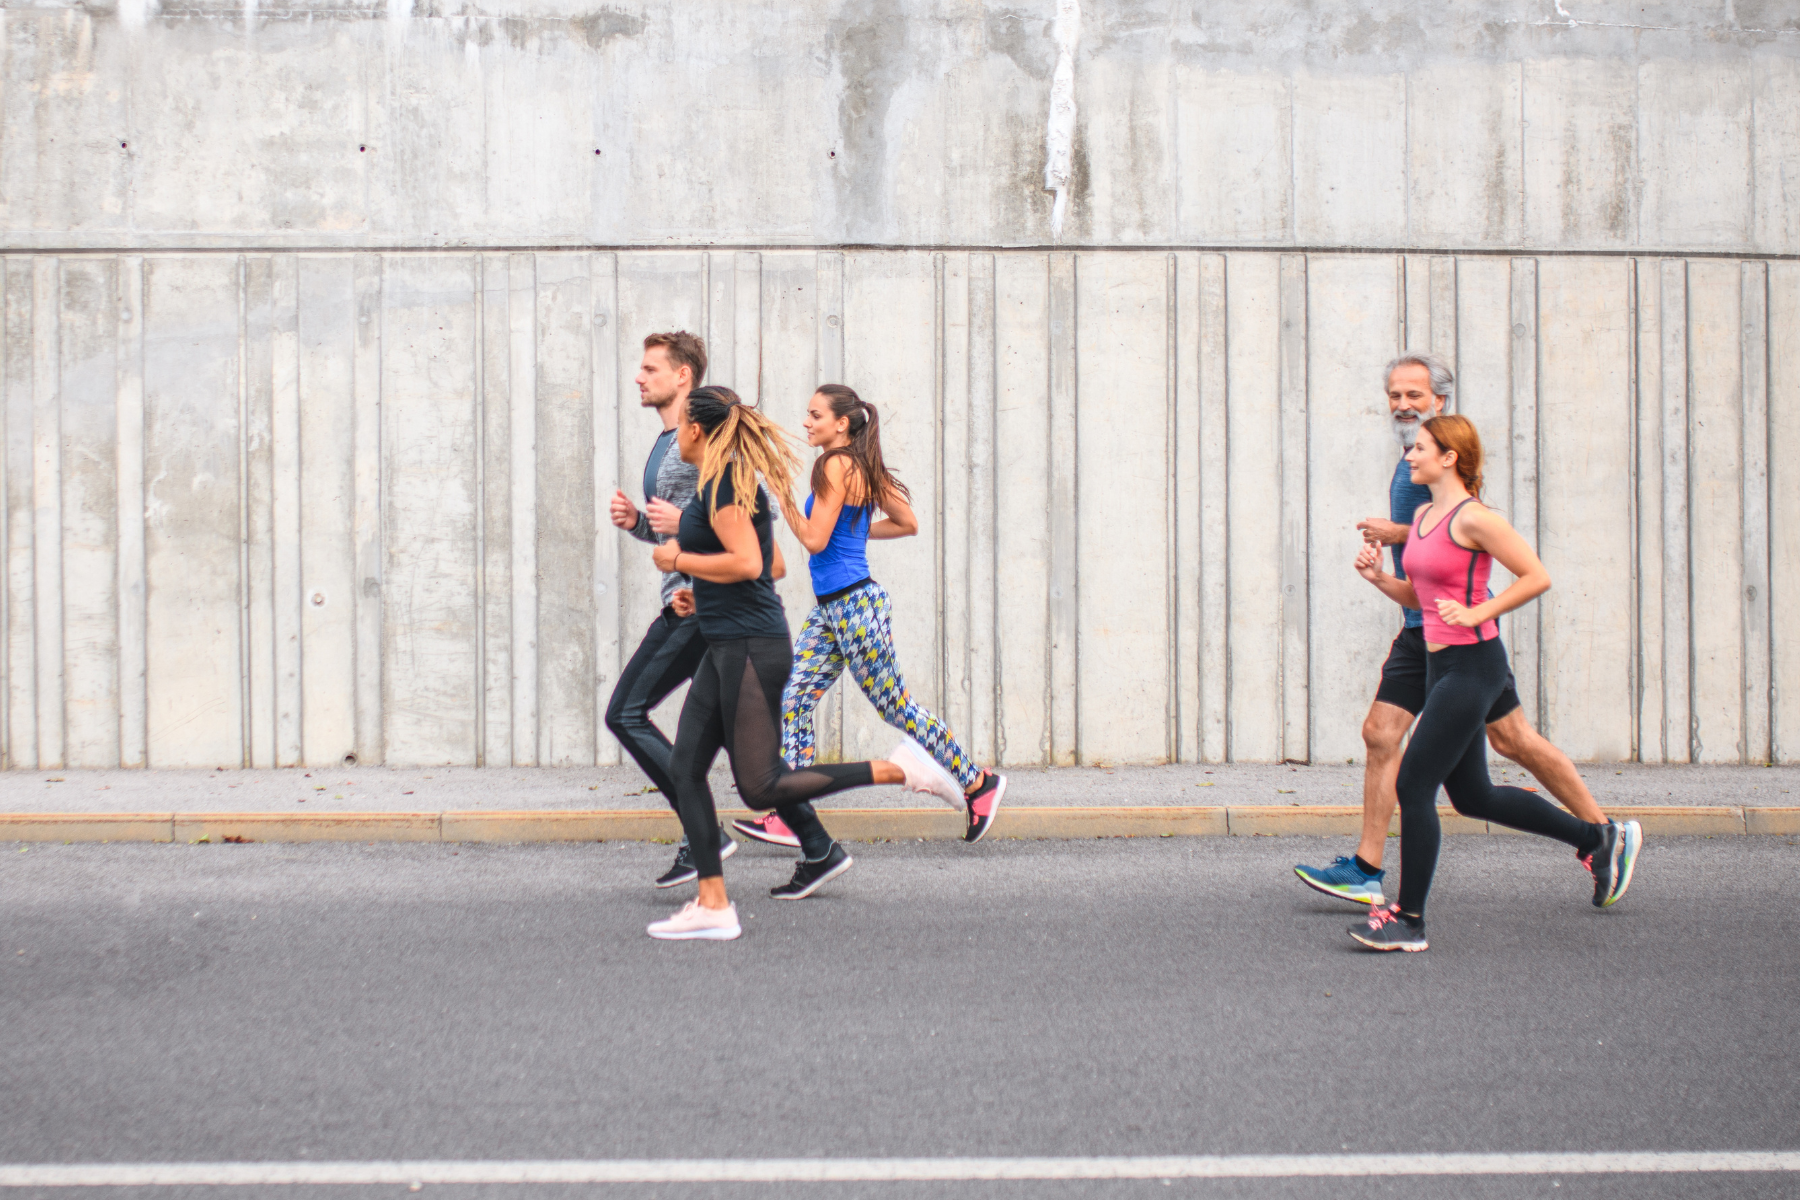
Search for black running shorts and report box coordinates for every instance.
[1374,626,1521,723]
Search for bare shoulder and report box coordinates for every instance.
[1453,499,1513,546]
[818,452,852,494]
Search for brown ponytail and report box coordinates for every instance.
[1419,414,1484,499]
[810,384,911,514]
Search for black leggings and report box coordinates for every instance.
[671,635,876,877]
[605,607,708,812]
[1395,637,1602,916]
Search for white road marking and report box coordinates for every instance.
[1,1153,1797,1186]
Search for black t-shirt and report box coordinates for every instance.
[679,472,789,640]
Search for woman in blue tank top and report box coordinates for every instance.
[730,384,1008,848]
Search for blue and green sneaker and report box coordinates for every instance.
[1295,855,1387,906]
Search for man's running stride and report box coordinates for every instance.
[1294,354,1626,910]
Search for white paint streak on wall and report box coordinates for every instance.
[1044,0,1080,239]
[116,0,150,32]
[385,0,412,46]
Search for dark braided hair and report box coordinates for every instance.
[684,386,799,517]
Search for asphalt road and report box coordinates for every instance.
[2,835,1797,1199]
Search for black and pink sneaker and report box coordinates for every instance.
[1348,903,1428,952]
[963,772,1007,843]
[730,811,801,848]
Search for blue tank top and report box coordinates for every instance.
[804,493,873,599]
[1389,456,1432,629]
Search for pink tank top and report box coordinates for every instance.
[1405,498,1500,645]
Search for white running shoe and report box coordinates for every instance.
[646,900,742,941]
[886,740,967,810]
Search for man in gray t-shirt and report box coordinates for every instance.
[605,331,737,888]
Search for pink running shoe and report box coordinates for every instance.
[963,771,1007,843]
[885,740,967,810]
[647,900,742,941]
[730,811,801,848]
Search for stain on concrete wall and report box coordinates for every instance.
[4,1,1798,251]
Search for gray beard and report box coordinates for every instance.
[1392,414,1421,448]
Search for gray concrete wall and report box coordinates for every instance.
[5,1,1800,253]
[3,2,1798,768]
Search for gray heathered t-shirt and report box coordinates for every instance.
[628,428,778,608]
[630,429,698,607]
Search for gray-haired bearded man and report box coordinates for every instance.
[1294,353,1640,910]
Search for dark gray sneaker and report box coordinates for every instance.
[654,830,736,888]
[769,843,854,900]
[1583,820,1642,908]
[1348,903,1428,952]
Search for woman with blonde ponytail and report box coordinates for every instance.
[733,384,1007,852]
[645,387,910,940]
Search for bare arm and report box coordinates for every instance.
[771,538,786,581]
[868,485,918,540]
[1355,516,1409,546]
[651,504,763,583]
[1434,505,1550,630]
[1354,542,1422,610]
[779,458,848,555]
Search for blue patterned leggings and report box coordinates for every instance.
[781,581,981,788]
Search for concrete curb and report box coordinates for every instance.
[1,806,1792,844]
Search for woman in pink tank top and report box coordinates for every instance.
[1344,415,1640,952]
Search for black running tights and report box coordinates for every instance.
[1395,637,1602,917]
[671,635,875,877]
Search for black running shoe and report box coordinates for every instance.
[963,772,1006,843]
[1596,819,1641,908]
[769,842,854,900]
[1583,822,1623,908]
[653,829,736,888]
[1347,903,1428,952]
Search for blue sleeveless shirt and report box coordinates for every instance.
[1389,456,1431,630]
[804,493,874,600]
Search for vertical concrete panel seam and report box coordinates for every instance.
[1219,255,1234,761]
[508,252,538,766]
[0,259,10,770]
[589,252,621,766]
[968,252,999,763]
[1046,252,1079,764]
[1198,252,1230,764]
[1742,259,1772,763]
[243,257,276,771]
[1164,252,1178,763]
[1278,253,1308,762]
[1508,257,1542,733]
[235,255,251,768]
[351,252,384,767]
[1632,257,1663,762]
[7,257,37,771]
[816,250,845,758]
[1682,260,1700,762]
[32,258,65,769]
[933,252,946,710]
[1627,259,1640,759]
[116,255,146,768]
[272,254,303,768]
[1430,256,1458,387]
[472,256,486,766]
[1660,258,1692,763]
